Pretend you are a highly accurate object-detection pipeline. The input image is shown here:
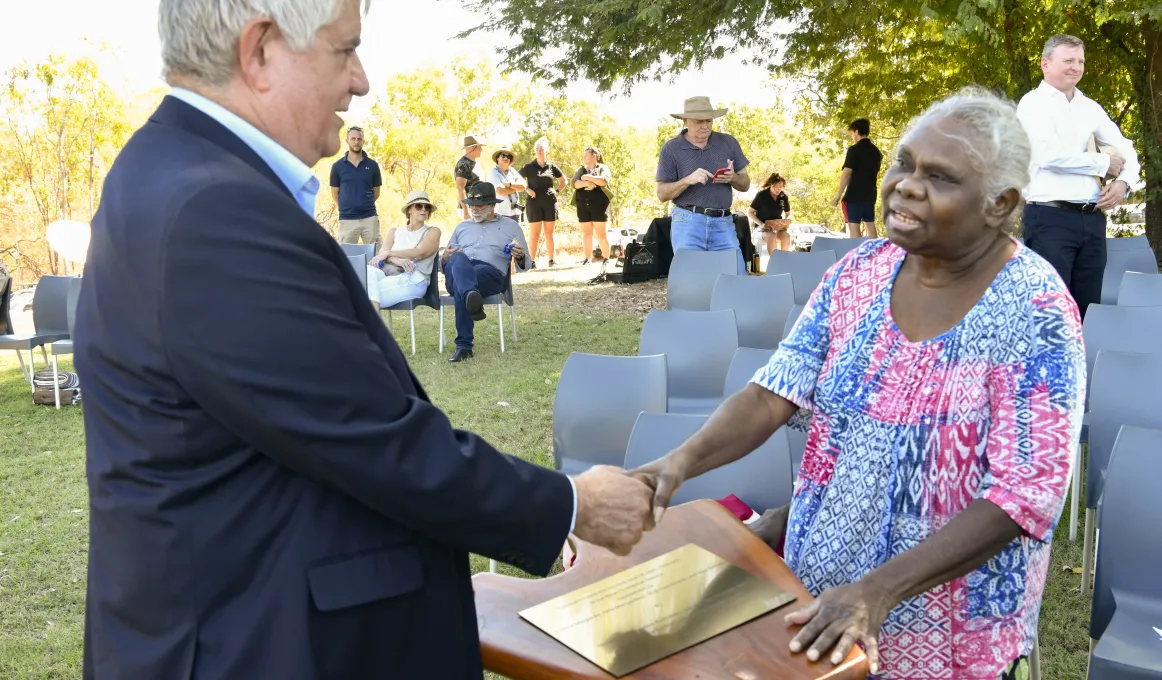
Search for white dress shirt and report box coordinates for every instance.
[1016,80,1140,203]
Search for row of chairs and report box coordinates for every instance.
[342,243,517,355]
[0,275,82,408]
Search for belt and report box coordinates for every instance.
[1028,200,1101,214]
[678,205,732,217]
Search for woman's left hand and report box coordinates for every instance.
[785,580,894,674]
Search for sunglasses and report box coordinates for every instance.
[411,204,432,212]
[348,126,363,133]
[498,154,513,161]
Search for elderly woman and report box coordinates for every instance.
[366,190,441,311]
[633,88,1083,680]
[748,172,793,253]
[518,136,566,268]
[572,146,613,264]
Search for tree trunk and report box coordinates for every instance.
[1140,19,1162,269]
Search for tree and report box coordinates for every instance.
[462,0,1162,266]
[0,54,132,277]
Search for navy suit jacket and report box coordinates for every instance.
[75,96,573,679]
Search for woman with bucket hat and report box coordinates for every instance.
[487,146,527,222]
[366,190,442,311]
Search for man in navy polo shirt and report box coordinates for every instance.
[656,96,751,274]
[330,125,383,247]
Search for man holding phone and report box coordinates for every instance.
[656,96,751,274]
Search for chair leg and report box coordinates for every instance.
[40,344,48,364]
[1081,508,1094,596]
[409,310,416,355]
[510,304,517,342]
[1030,634,1041,680]
[14,349,32,388]
[387,309,393,331]
[438,307,444,353]
[53,355,60,409]
[489,559,497,573]
[497,303,505,353]
[1069,441,1081,542]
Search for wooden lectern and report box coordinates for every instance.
[473,499,869,680]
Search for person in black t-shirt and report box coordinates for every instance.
[454,135,485,221]
[831,118,884,238]
[517,136,566,268]
[748,172,793,254]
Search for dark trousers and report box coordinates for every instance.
[1023,203,1107,317]
[443,251,506,351]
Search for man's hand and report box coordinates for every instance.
[785,580,894,674]
[509,244,525,262]
[1106,154,1126,179]
[628,451,692,525]
[571,465,655,556]
[441,247,460,263]
[683,168,714,187]
[526,188,537,199]
[750,505,790,550]
[1097,179,1130,212]
[831,195,841,208]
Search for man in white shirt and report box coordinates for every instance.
[1017,33,1140,317]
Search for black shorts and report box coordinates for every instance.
[576,199,610,223]
[526,200,558,223]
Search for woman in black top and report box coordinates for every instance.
[518,137,567,268]
[748,172,793,254]
[571,146,613,264]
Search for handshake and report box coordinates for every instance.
[569,453,690,556]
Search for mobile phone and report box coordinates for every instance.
[713,167,730,178]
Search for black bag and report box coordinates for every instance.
[622,241,660,283]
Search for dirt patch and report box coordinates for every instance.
[512,260,666,318]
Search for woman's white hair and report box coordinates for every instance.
[159,0,371,87]
[534,136,550,152]
[900,86,1031,217]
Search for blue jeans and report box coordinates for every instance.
[670,207,746,274]
[443,251,506,351]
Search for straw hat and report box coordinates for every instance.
[400,190,437,216]
[670,95,728,120]
[491,146,516,163]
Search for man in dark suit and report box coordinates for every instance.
[74,1,654,678]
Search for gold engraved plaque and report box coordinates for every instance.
[519,543,796,677]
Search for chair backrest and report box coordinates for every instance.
[766,249,837,304]
[782,304,805,340]
[340,243,376,259]
[1081,305,1162,396]
[1090,425,1162,640]
[32,275,72,334]
[639,309,738,405]
[623,412,794,513]
[0,276,13,335]
[1106,235,1150,252]
[723,347,775,397]
[65,277,82,337]
[419,257,442,310]
[1086,350,1162,507]
[667,250,738,311]
[1101,248,1157,305]
[552,353,668,471]
[346,254,368,291]
[811,237,869,261]
[709,274,794,350]
[1116,271,1162,307]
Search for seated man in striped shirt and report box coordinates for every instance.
[442,183,529,363]
[656,95,751,274]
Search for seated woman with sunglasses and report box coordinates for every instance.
[366,190,441,311]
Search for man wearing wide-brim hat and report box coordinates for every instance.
[440,182,530,363]
[488,146,527,221]
[455,134,486,221]
[655,95,751,274]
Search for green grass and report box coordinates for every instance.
[0,274,1093,678]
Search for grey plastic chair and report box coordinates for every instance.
[385,262,442,355]
[1082,305,1162,400]
[639,309,738,414]
[811,237,870,262]
[710,274,794,350]
[1088,425,1162,680]
[0,275,72,390]
[1102,249,1157,305]
[340,243,376,260]
[346,253,368,292]
[440,266,516,353]
[723,347,775,397]
[1082,350,1162,598]
[1117,271,1162,307]
[667,250,738,311]
[766,249,836,304]
[623,412,794,514]
[782,304,805,341]
[50,277,83,408]
[552,353,668,476]
[1106,235,1150,252]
